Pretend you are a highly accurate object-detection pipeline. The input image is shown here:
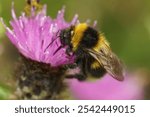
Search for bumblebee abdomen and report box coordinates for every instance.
[83,56,106,78]
[93,34,110,52]
[89,66,106,78]
[88,60,106,78]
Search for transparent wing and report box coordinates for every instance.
[86,48,124,81]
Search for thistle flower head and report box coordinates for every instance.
[1,2,79,67]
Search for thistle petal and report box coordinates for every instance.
[1,3,78,67]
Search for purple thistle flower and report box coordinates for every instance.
[68,73,144,100]
[1,2,78,67]
[0,1,81,99]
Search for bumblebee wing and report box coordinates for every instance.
[86,48,124,81]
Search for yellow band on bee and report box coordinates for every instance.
[71,23,88,51]
[91,61,101,69]
[93,34,110,52]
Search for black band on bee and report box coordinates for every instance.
[80,27,99,48]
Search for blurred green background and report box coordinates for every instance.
[0,0,150,99]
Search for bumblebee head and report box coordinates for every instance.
[59,26,74,46]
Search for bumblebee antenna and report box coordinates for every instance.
[53,46,63,55]
[44,30,61,52]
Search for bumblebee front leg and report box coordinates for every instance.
[66,46,73,56]
[65,74,86,81]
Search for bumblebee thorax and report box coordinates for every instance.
[71,23,88,51]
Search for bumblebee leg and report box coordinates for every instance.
[65,74,86,81]
[76,58,87,75]
[63,63,78,70]
[66,46,72,56]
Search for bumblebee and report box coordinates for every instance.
[24,0,43,16]
[56,23,124,81]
